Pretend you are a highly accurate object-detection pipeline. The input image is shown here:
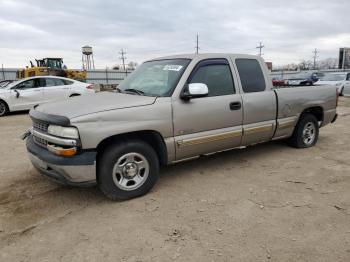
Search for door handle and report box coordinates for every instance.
[230,102,241,110]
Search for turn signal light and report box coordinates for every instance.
[47,144,77,157]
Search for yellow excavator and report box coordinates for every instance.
[17,58,87,81]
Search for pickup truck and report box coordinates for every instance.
[24,54,338,200]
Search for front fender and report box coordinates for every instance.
[70,98,173,150]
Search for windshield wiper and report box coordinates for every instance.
[124,88,145,95]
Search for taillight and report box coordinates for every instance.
[86,84,93,89]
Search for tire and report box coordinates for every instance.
[288,113,319,148]
[0,100,9,117]
[98,139,159,200]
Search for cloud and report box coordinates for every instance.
[0,0,349,68]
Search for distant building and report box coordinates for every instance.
[338,48,350,69]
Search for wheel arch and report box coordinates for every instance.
[300,106,324,122]
[0,98,10,113]
[96,130,168,167]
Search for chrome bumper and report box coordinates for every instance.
[26,135,96,187]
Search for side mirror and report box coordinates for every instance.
[181,83,209,100]
[14,90,20,98]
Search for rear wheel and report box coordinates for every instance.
[98,140,159,200]
[288,113,319,148]
[0,100,9,117]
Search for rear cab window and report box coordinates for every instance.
[235,59,266,93]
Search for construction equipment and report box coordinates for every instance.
[17,58,87,81]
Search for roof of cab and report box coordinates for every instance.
[146,53,261,62]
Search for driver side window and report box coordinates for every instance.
[16,80,36,89]
[188,59,235,97]
[15,79,43,89]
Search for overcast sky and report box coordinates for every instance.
[0,0,349,69]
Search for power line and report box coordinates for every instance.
[312,48,319,69]
[119,49,127,71]
[195,34,199,54]
[256,41,265,56]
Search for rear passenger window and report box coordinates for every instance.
[63,79,74,85]
[189,59,235,97]
[45,78,65,86]
[236,59,266,93]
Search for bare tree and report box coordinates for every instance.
[317,58,337,69]
[127,61,138,70]
[298,60,313,70]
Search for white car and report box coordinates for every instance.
[0,76,95,116]
[315,72,350,96]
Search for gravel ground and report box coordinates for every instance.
[0,98,350,262]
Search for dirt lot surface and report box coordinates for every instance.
[1,98,350,262]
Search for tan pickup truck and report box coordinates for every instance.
[24,53,338,200]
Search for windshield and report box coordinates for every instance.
[3,80,19,89]
[0,82,7,88]
[319,73,346,81]
[118,59,190,96]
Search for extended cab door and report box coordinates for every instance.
[43,77,69,102]
[172,58,243,160]
[234,58,277,145]
[9,78,44,111]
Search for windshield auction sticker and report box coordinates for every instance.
[163,65,183,71]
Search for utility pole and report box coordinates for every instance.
[256,42,264,56]
[195,34,199,54]
[119,49,127,71]
[312,48,318,69]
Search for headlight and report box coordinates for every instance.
[48,125,79,139]
[335,82,342,86]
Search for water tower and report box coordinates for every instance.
[82,45,95,70]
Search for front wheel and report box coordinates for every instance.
[98,140,159,200]
[0,100,9,117]
[288,113,319,148]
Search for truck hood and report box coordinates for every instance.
[36,92,157,119]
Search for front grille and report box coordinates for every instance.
[33,135,47,148]
[33,121,48,132]
[32,120,49,147]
